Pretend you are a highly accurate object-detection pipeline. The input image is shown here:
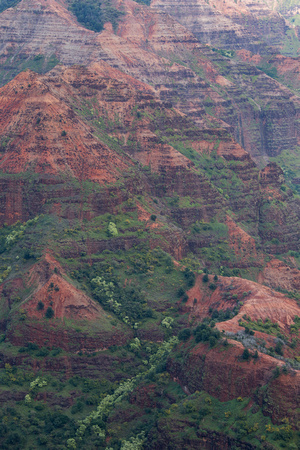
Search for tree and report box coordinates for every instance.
[178,328,191,341]
[45,307,54,319]
[37,301,44,310]
[202,274,209,283]
[242,348,250,360]
[107,222,118,237]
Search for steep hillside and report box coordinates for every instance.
[0,0,299,167]
[151,0,289,52]
[0,0,299,449]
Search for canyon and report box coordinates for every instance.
[0,0,299,448]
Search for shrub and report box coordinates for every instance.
[209,336,217,347]
[51,347,62,356]
[194,323,221,344]
[202,274,209,283]
[18,347,27,353]
[178,328,191,341]
[37,301,44,311]
[36,347,49,357]
[177,287,185,297]
[45,307,54,319]
[184,268,196,287]
[150,214,157,221]
[182,294,189,303]
[24,250,35,260]
[242,348,250,360]
[275,341,284,355]
[244,326,254,335]
[61,130,67,136]
[27,342,39,351]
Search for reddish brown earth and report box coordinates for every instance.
[260,259,300,292]
[151,0,287,51]
[0,69,129,182]
[6,254,132,351]
[186,274,300,334]
[23,253,103,321]
[171,339,300,425]
[0,0,112,67]
[268,54,300,91]
[226,215,260,262]
[0,0,298,166]
[236,49,263,65]
[0,0,298,436]
[174,269,300,424]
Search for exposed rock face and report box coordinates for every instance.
[186,274,300,335]
[151,0,287,51]
[266,54,300,91]
[0,68,130,182]
[0,0,298,441]
[23,254,103,321]
[0,0,112,65]
[112,1,300,163]
[0,0,298,166]
[173,264,300,427]
[7,321,132,352]
[169,340,300,425]
[149,423,258,449]
[258,164,300,252]
[261,259,300,292]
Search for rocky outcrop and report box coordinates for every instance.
[186,274,300,336]
[261,259,300,292]
[3,254,133,351]
[151,0,287,52]
[168,340,300,425]
[0,0,113,80]
[7,320,132,352]
[0,0,298,166]
[258,164,300,252]
[0,69,130,183]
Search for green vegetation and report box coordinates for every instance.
[0,0,20,14]
[281,29,300,57]
[1,333,297,449]
[270,147,300,195]
[238,316,284,338]
[289,14,300,26]
[212,47,235,58]
[257,63,279,79]
[0,34,299,448]
[0,202,298,448]
[68,0,124,32]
